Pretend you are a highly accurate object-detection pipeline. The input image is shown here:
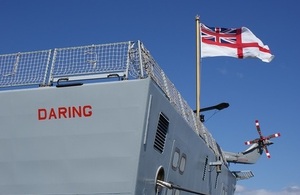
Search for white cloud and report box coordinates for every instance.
[284,185,300,193]
[235,184,300,195]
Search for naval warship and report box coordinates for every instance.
[0,41,280,194]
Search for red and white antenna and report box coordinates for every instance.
[244,120,281,158]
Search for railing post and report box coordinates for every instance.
[137,40,144,78]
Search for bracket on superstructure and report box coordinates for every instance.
[232,170,254,180]
[209,161,222,173]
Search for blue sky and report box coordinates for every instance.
[1,0,299,194]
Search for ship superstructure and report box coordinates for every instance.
[0,41,266,195]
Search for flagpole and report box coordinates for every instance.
[195,15,201,119]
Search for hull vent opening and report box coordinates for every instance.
[154,112,169,153]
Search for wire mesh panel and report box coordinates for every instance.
[140,44,167,94]
[50,42,132,82]
[0,50,51,87]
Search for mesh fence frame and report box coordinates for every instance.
[0,50,51,87]
[50,42,132,80]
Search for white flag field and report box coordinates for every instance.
[200,24,274,63]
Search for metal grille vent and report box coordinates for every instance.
[154,113,169,153]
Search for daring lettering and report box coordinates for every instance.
[38,105,92,120]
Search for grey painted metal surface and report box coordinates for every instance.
[0,41,243,195]
[0,78,236,194]
[0,79,149,194]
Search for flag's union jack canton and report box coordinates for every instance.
[201,25,240,45]
[200,23,274,63]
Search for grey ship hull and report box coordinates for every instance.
[0,78,236,194]
[0,41,239,194]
